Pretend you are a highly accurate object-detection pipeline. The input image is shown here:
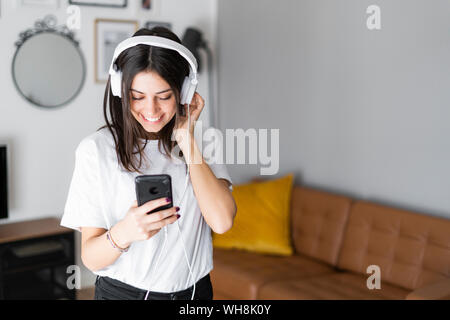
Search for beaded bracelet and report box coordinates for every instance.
[106,229,129,253]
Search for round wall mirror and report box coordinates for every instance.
[12,15,86,109]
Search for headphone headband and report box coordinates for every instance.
[109,36,198,77]
[108,35,199,102]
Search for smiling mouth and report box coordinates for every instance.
[141,114,163,123]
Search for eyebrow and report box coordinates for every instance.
[130,88,172,95]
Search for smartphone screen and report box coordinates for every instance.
[135,174,173,214]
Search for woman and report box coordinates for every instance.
[61,27,236,300]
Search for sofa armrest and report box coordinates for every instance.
[406,278,450,300]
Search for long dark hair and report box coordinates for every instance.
[98,27,190,174]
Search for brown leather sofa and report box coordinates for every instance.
[211,185,450,299]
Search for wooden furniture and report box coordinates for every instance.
[0,217,75,300]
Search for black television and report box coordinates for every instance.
[0,145,7,219]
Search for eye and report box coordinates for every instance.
[160,95,172,101]
[131,95,171,101]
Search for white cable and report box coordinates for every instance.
[179,103,196,300]
[176,215,196,300]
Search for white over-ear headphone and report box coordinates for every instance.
[108,35,198,105]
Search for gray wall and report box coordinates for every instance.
[217,0,450,218]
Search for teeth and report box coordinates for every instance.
[144,115,161,122]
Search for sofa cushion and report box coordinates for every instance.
[291,186,352,266]
[211,248,335,299]
[337,201,450,290]
[257,272,409,299]
[213,174,294,256]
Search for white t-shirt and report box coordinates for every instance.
[60,126,233,293]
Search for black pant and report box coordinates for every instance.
[94,274,213,300]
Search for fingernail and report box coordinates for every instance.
[177,214,181,219]
[166,197,171,203]
[176,207,180,212]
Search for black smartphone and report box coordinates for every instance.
[135,174,173,214]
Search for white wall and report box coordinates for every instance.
[217,0,450,220]
[0,0,218,288]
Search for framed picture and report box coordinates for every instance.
[18,0,60,8]
[95,19,138,83]
[144,21,172,31]
[69,0,127,8]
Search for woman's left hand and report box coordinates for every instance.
[174,92,205,150]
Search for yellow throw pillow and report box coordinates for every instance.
[213,173,294,256]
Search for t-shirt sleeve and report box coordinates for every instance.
[60,138,108,232]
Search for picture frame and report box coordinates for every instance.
[18,0,60,9]
[69,0,127,8]
[94,19,138,83]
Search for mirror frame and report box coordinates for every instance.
[11,15,86,109]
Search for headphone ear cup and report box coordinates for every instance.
[180,76,190,105]
[180,76,198,106]
[110,70,122,98]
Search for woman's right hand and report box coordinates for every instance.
[110,197,180,249]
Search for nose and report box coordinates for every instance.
[144,98,160,116]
